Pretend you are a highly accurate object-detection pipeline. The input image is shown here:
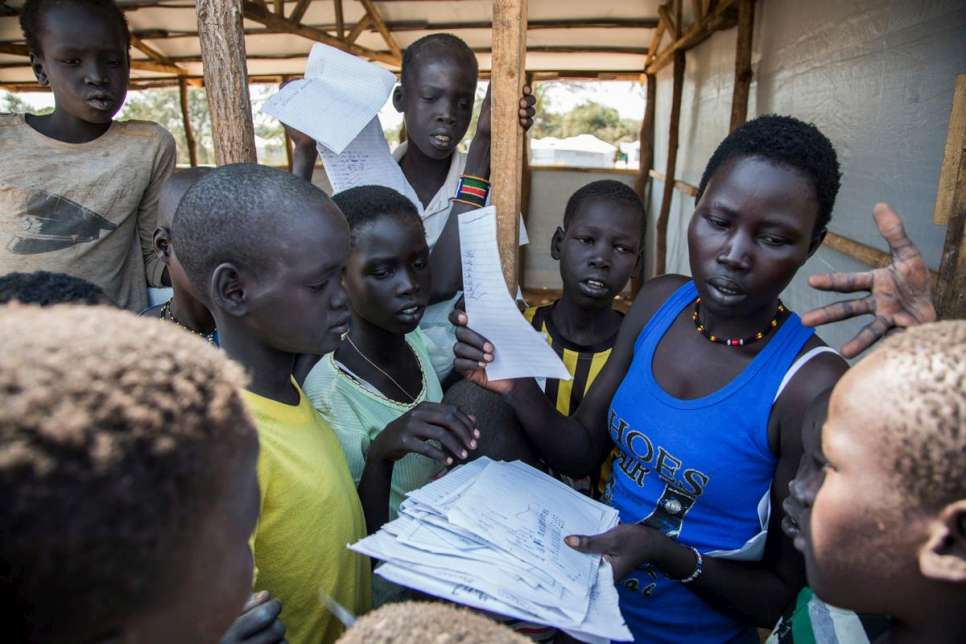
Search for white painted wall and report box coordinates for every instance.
[647,0,966,356]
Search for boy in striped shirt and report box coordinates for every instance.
[524,180,644,497]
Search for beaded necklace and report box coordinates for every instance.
[160,300,217,345]
[691,297,786,347]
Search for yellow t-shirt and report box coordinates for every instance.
[243,384,371,644]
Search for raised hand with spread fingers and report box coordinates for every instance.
[802,203,936,357]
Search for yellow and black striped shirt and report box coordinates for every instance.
[525,303,620,497]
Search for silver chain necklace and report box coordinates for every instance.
[344,333,418,403]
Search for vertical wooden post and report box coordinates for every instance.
[178,77,198,167]
[491,0,527,293]
[936,74,966,319]
[334,0,345,39]
[632,72,656,293]
[729,0,755,132]
[655,51,685,275]
[197,0,257,164]
[519,72,534,293]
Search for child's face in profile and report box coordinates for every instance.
[555,198,642,308]
[244,203,351,356]
[165,434,261,642]
[399,56,477,160]
[343,214,431,335]
[31,3,129,124]
[792,356,922,614]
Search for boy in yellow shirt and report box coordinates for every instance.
[173,163,370,644]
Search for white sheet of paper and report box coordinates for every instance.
[375,560,632,642]
[316,118,423,212]
[447,460,616,595]
[458,207,571,380]
[261,43,395,154]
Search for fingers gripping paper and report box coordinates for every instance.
[261,43,396,155]
[458,207,571,381]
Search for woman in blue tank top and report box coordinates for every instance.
[453,116,860,643]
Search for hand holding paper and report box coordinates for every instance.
[456,207,571,381]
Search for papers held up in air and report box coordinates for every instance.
[261,43,396,155]
[349,458,632,643]
[459,207,571,381]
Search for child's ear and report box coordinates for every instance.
[210,262,249,317]
[550,227,564,260]
[29,53,49,87]
[392,85,406,113]
[918,499,966,584]
[807,227,828,259]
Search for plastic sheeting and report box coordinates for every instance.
[647,0,966,357]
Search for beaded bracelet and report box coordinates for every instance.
[680,546,703,584]
[455,174,490,208]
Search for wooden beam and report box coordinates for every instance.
[645,18,666,67]
[273,0,284,16]
[359,0,402,61]
[934,74,966,225]
[197,0,257,164]
[658,4,678,40]
[520,71,535,291]
[633,72,656,292]
[491,0,528,293]
[289,0,313,23]
[655,51,685,274]
[728,0,754,132]
[936,74,966,318]
[346,14,371,44]
[649,168,699,197]
[243,2,399,65]
[647,0,736,74]
[334,0,345,39]
[691,0,704,20]
[178,77,198,166]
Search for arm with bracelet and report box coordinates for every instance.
[428,86,533,303]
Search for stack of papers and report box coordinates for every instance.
[349,458,632,643]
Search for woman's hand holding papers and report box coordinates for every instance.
[451,310,517,395]
[565,524,701,585]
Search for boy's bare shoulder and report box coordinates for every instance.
[627,274,690,319]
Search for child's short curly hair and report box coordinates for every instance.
[0,270,110,306]
[19,0,130,57]
[697,114,841,236]
[873,321,966,512]
[0,305,254,643]
[336,601,529,644]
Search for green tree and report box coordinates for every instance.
[118,87,215,165]
[0,91,53,115]
[560,101,638,144]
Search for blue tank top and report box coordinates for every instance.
[606,281,814,643]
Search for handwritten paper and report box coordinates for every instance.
[349,458,630,642]
[459,207,571,381]
[317,118,423,211]
[261,43,395,155]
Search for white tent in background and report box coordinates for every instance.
[530,134,617,168]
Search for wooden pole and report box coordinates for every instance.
[334,0,345,39]
[178,77,198,167]
[490,0,527,293]
[519,72,535,292]
[936,74,966,319]
[196,0,257,164]
[729,0,754,132]
[655,51,685,275]
[632,72,656,292]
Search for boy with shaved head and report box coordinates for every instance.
[141,167,217,342]
[174,163,370,644]
[790,321,966,643]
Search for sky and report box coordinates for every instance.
[3,80,646,130]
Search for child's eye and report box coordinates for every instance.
[615,244,632,254]
[706,215,729,229]
[371,267,393,279]
[576,236,593,245]
[760,234,788,247]
[309,280,328,292]
[413,259,427,270]
[59,58,81,66]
